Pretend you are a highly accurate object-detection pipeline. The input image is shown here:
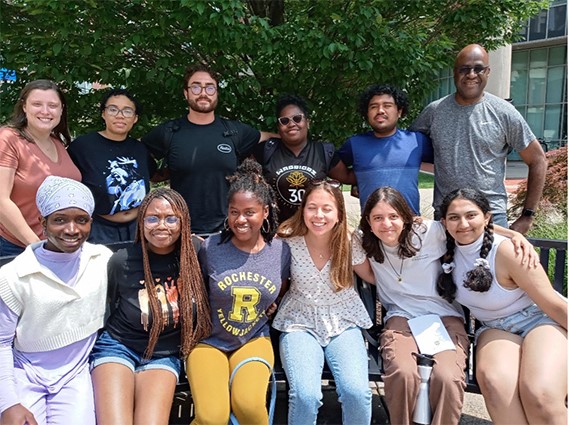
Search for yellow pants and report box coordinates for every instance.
[186,337,274,425]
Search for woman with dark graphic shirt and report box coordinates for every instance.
[90,188,211,425]
[187,159,290,425]
[253,94,352,223]
[68,88,155,244]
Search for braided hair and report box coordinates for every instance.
[135,188,212,358]
[359,187,425,263]
[220,158,279,244]
[436,188,495,303]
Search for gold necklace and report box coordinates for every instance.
[380,242,404,283]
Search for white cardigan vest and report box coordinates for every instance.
[0,242,112,352]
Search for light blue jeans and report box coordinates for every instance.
[279,327,371,425]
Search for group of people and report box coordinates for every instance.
[0,41,566,425]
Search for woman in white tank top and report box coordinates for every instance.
[438,188,567,425]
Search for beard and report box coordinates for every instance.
[188,96,218,113]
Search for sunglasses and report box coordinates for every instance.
[311,178,341,189]
[456,65,489,76]
[278,114,305,126]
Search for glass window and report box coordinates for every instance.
[548,4,567,38]
[512,51,528,70]
[528,9,548,41]
[526,106,545,135]
[528,68,547,104]
[544,105,562,140]
[511,69,528,105]
[530,49,548,68]
[546,66,565,103]
[549,46,567,66]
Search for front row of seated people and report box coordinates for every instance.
[0,165,567,425]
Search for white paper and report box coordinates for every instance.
[408,314,456,355]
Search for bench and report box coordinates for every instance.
[0,237,566,423]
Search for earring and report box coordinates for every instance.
[262,218,270,234]
[223,218,230,231]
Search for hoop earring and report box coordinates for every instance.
[262,218,270,234]
[223,218,230,231]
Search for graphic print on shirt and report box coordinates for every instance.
[138,276,180,331]
[275,165,318,208]
[216,272,277,337]
[106,156,146,214]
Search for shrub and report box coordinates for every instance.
[508,146,568,224]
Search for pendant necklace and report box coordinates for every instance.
[380,242,404,283]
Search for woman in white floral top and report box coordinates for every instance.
[272,178,372,425]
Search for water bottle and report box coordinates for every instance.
[412,353,435,425]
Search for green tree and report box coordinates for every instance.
[1,0,546,141]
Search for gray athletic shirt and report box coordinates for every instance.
[410,92,535,214]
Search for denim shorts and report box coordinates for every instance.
[475,303,559,344]
[90,331,181,379]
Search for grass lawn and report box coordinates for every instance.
[341,172,435,191]
[418,172,434,189]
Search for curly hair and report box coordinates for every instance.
[357,84,408,120]
[183,63,219,89]
[359,187,425,263]
[275,93,310,119]
[277,180,352,291]
[220,158,279,244]
[8,79,71,146]
[135,188,211,358]
[99,88,142,115]
[436,188,495,303]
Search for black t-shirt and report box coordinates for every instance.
[254,139,338,222]
[142,117,260,234]
[68,132,154,216]
[105,244,183,357]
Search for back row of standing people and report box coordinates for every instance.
[0,43,547,258]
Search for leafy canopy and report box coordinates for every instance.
[1,0,546,142]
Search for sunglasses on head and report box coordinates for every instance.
[278,114,305,126]
[311,178,341,189]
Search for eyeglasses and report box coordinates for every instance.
[105,105,136,118]
[143,215,180,228]
[277,114,305,126]
[456,65,489,76]
[188,84,217,96]
[311,178,341,189]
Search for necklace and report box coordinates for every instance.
[380,242,404,283]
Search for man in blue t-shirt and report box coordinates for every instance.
[336,84,433,214]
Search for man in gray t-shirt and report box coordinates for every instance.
[411,44,546,234]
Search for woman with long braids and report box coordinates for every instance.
[352,186,539,425]
[90,188,211,425]
[438,188,567,425]
[186,158,290,425]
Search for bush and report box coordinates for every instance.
[508,147,567,292]
[508,146,568,229]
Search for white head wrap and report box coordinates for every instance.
[36,176,95,217]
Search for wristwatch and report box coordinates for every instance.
[522,208,536,217]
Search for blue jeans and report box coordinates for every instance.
[0,236,25,258]
[279,328,371,425]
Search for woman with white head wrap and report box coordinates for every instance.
[0,176,112,425]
